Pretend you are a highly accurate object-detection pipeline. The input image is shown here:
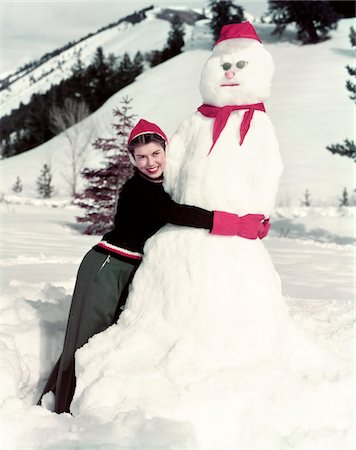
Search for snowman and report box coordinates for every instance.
[71,22,345,446]
[164,21,283,218]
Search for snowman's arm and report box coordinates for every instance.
[261,114,284,212]
[163,121,190,198]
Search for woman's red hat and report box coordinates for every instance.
[128,119,168,144]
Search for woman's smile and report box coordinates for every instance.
[134,142,166,179]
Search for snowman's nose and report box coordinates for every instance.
[225,70,235,80]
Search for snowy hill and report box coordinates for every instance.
[0,6,203,116]
[0,17,354,206]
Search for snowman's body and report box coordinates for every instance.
[164,109,282,216]
[71,26,344,445]
[132,35,288,362]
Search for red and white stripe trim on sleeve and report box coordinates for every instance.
[96,241,143,261]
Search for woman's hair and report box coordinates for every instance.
[128,133,166,155]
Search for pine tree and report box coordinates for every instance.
[70,51,90,103]
[326,26,356,161]
[146,15,186,66]
[76,97,135,235]
[165,14,185,57]
[346,26,356,102]
[37,164,54,198]
[117,53,137,86]
[209,0,245,42]
[300,189,311,207]
[147,50,165,68]
[25,93,53,148]
[133,51,144,75]
[329,1,356,19]
[87,47,113,110]
[326,139,356,161]
[339,187,349,206]
[12,176,23,193]
[268,1,339,44]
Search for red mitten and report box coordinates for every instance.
[258,218,270,239]
[211,211,265,239]
[235,213,265,239]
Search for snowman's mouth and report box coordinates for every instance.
[220,83,240,87]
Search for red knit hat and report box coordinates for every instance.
[128,119,168,144]
[214,21,262,46]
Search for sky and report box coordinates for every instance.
[0,0,268,75]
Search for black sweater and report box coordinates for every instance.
[94,171,213,263]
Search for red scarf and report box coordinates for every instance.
[197,103,266,155]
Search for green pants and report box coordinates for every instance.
[38,248,138,413]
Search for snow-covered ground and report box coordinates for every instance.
[0,201,354,449]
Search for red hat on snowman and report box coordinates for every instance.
[214,21,262,46]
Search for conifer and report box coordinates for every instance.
[36,164,54,198]
[12,176,23,193]
[268,1,339,44]
[76,97,135,235]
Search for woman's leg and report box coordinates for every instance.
[38,249,137,413]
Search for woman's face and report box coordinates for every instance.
[133,141,166,179]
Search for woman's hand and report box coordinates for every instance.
[210,211,269,239]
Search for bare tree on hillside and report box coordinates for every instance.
[49,98,93,197]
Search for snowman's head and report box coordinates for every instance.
[199,23,274,107]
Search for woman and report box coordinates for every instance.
[37,119,268,414]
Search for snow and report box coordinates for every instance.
[0,202,354,448]
[0,14,355,450]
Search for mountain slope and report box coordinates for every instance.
[0,6,202,117]
[0,19,354,206]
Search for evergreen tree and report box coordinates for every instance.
[300,189,311,207]
[76,97,135,235]
[349,25,356,47]
[146,15,186,66]
[209,0,245,42]
[346,26,356,102]
[268,1,339,44]
[165,14,185,57]
[339,187,349,206]
[133,51,144,74]
[87,47,114,110]
[146,50,165,68]
[326,139,356,161]
[24,93,53,148]
[329,1,356,18]
[69,52,90,103]
[1,48,144,159]
[12,176,23,193]
[37,164,54,198]
[327,26,356,161]
[71,51,85,77]
[117,53,137,86]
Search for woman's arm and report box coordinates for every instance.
[155,190,214,230]
[150,190,267,239]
